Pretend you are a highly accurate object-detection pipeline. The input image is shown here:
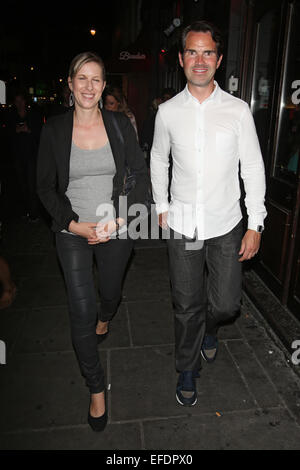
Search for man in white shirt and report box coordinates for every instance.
[150,20,267,407]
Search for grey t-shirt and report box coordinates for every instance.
[62,141,116,234]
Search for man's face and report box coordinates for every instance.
[179,31,223,89]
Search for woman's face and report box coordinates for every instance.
[68,61,105,110]
[104,94,120,112]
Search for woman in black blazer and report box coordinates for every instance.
[37,52,149,432]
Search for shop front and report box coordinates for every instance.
[236,0,300,320]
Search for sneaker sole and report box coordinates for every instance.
[201,349,216,363]
[176,393,197,407]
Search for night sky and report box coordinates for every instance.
[1,0,118,86]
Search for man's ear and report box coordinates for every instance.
[178,51,184,68]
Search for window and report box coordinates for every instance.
[274,2,300,182]
[250,7,281,161]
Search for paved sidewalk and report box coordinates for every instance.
[1,218,300,450]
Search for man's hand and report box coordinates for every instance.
[94,218,126,244]
[158,211,168,230]
[95,220,116,243]
[239,229,262,262]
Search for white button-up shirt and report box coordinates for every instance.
[150,82,267,240]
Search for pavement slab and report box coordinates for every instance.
[12,306,73,354]
[0,350,107,433]
[0,422,141,450]
[142,408,300,450]
[127,300,174,347]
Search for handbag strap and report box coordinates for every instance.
[111,112,133,176]
[111,112,124,146]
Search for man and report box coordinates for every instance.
[7,92,43,221]
[150,21,267,406]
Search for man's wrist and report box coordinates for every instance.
[248,225,264,233]
[155,203,169,215]
[248,221,264,233]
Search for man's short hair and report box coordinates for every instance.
[180,20,224,58]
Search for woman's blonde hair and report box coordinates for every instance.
[68,52,106,81]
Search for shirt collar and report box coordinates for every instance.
[183,81,220,105]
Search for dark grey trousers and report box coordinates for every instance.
[166,220,243,373]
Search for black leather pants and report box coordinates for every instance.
[56,233,133,393]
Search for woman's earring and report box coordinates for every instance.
[99,97,103,109]
[69,92,75,107]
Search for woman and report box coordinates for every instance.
[104,86,138,139]
[37,52,149,432]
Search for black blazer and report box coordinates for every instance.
[37,108,149,232]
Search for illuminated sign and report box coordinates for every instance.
[119,51,146,61]
[0,80,6,104]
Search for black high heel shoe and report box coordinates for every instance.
[88,409,107,432]
[88,397,108,432]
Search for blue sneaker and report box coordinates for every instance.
[201,334,218,363]
[176,371,199,406]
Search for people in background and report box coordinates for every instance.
[0,256,16,310]
[141,89,176,168]
[161,87,176,102]
[48,84,71,118]
[140,97,162,167]
[6,91,43,221]
[104,86,138,138]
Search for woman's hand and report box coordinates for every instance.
[95,218,125,242]
[68,219,125,245]
[68,221,106,244]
